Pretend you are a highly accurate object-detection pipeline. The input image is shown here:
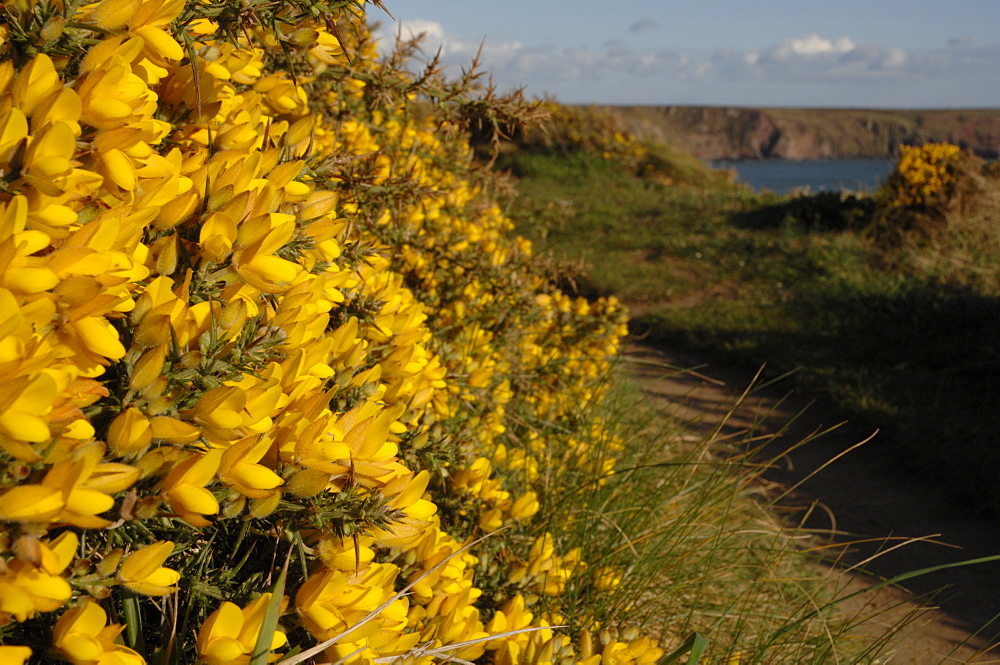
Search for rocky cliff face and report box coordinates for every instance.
[595,106,1000,161]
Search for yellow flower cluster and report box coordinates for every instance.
[885,142,962,208]
[0,0,656,663]
[521,102,647,162]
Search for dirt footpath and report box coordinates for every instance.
[626,342,1000,664]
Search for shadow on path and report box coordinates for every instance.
[626,341,1000,664]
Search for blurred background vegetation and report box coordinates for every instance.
[482,103,1000,515]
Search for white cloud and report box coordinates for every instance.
[883,48,908,68]
[779,34,857,58]
[720,35,921,82]
[369,22,1000,106]
[375,18,522,69]
[392,19,445,44]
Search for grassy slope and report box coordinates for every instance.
[498,148,1000,513]
[554,362,916,664]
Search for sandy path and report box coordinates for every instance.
[626,342,1000,664]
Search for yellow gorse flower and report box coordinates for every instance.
[885,142,963,208]
[0,646,32,663]
[0,0,640,661]
[160,447,222,526]
[0,532,77,622]
[116,541,180,595]
[197,594,288,664]
[0,443,135,527]
[53,599,146,665]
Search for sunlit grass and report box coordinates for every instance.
[498,147,1000,514]
[525,354,986,664]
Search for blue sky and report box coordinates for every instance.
[371,1,1000,108]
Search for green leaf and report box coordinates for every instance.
[121,592,145,654]
[660,632,709,665]
[249,550,291,665]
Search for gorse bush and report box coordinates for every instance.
[0,1,659,663]
[489,104,738,191]
[874,142,1000,244]
[494,103,646,166]
[484,101,1000,661]
[883,142,962,209]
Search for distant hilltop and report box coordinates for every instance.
[589,106,1000,161]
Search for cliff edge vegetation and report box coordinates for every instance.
[493,104,1000,518]
[588,105,1000,161]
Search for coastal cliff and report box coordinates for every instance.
[592,106,1000,160]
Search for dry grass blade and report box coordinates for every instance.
[619,353,726,387]
[372,626,567,664]
[769,429,878,505]
[315,644,367,665]
[770,552,1000,646]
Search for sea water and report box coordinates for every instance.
[711,158,896,195]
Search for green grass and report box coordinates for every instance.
[528,360,927,664]
[498,149,1000,513]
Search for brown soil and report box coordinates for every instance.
[626,341,1000,664]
